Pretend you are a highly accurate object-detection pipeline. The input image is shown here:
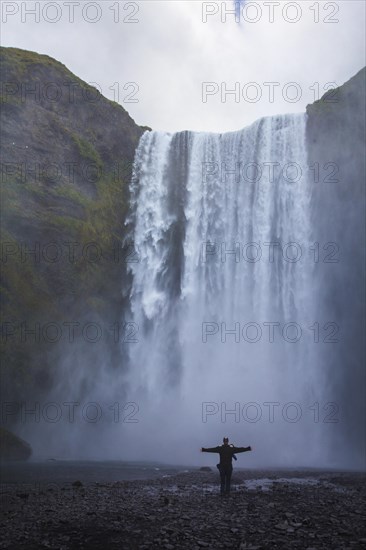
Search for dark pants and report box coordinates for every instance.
[219,466,232,494]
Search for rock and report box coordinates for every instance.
[0,428,32,461]
[16,493,29,502]
[199,467,212,472]
[306,66,365,461]
[72,481,83,488]
[275,521,288,530]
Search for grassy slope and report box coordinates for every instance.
[0,47,147,399]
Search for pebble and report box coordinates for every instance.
[0,469,365,549]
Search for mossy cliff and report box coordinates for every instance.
[0,47,149,403]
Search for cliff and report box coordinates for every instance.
[306,67,366,461]
[0,47,148,401]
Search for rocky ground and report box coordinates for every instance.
[1,469,365,549]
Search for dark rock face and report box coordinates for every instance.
[0,47,148,403]
[306,67,366,465]
[0,427,32,460]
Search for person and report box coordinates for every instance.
[201,437,252,495]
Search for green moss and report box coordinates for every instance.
[0,47,95,91]
[49,184,91,208]
[0,93,22,106]
[70,132,102,166]
[0,233,60,345]
[39,212,85,233]
[0,182,26,221]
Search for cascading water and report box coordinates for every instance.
[124,113,329,466]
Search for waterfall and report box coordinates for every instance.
[124,113,329,466]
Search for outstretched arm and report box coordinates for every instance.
[232,446,252,453]
[201,446,220,453]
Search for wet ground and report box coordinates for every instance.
[1,464,365,549]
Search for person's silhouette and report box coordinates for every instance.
[201,437,252,495]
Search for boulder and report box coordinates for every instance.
[0,427,32,460]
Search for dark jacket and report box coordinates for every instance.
[202,444,251,469]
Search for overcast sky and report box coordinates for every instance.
[2,0,365,132]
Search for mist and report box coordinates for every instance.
[14,111,364,470]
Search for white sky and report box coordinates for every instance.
[1,0,365,132]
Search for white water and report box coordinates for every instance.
[124,114,330,467]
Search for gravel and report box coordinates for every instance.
[1,469,365,549]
